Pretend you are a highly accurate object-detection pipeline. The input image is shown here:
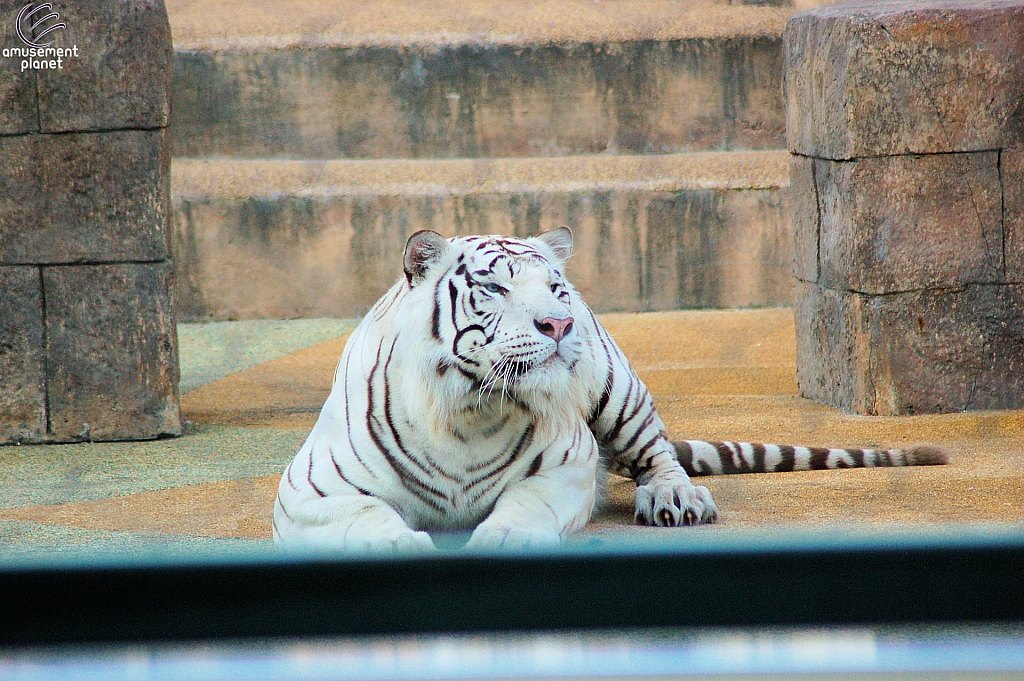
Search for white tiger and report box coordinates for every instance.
[274,228,948,553]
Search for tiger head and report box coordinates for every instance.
[399,228,601,426]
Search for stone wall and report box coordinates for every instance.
[171,152,793,320]
[786,0,1024,415]
[0,0,180,443]
[172,38,786,161]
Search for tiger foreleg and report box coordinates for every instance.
[633,444,719,527]
[582,312,718,527]
[273,492,436,555]
[465,429,599,551]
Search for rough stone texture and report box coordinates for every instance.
[813,151,1004,294]
[0,2,39,136]
[0,267,46,444]
[789,154,818,283]
[785,0,1024,160]
[37,0,173,133]
[797,281,1024,416]
[795,281,869,414]
[1003,147,1024,282]
[1,0,178,444]
[0,134,42,244]
[0,129,171,265]
[43,263,181,443]
[788,1,1024,415]
[172,38,785,160]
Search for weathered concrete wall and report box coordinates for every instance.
[171,38,786,159]
[172,153,793,320]
[0,0,180,444]
[166,3,802,322]
[787,0,1024,415]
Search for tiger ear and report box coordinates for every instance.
[404,230,450,285]
[534,226,573,263]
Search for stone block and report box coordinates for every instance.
[0,2,39,136]
[0,134,43,242]
[1003,147,1024,283]
[0,129,170,264]
[786,1,1024,159]
[796,281,1024,415]
[795,281,872,415]
[43,263,180,442]
[790,154,818,283]
[0,266,46,444]
[37,0,173,133]
[814,151,1003,294]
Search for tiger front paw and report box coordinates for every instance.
[464,525,562,552]
[363,529,438,555]
[635,478,718,527]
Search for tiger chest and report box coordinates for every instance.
[384,415,546,530]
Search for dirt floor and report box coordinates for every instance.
[165,0,803,50]
[1,308,1022,556]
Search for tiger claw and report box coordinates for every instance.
[635,478,718,527]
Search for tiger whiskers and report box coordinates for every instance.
[498,354,518,412]
[478,350,532,412]
[476,354,507,408]
[461,335,569,414]
[478,354,515,411]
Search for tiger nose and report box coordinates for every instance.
[535,316,574,342]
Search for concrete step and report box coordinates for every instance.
[171,150,793,321]
[167,0,802,160]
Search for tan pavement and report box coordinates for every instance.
[3,308,1022,549]
[166,0,803,50]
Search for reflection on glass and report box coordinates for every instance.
[4,626,1024,680]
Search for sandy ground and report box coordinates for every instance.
[165,0,802,50]
[172,151,790,201]
[2,308,1022,556]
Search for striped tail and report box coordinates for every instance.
[673,440,950,477]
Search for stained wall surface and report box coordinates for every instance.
[164,0,807,321]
